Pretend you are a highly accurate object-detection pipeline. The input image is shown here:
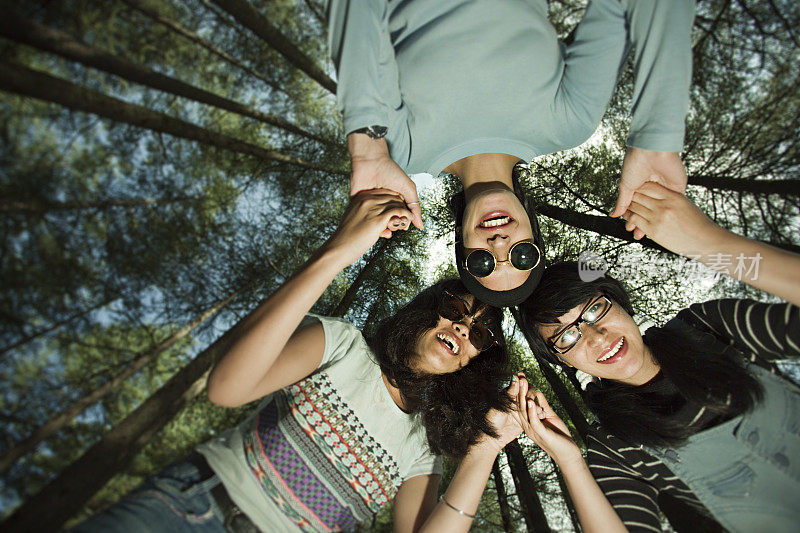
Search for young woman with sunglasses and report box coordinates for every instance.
[516,182,800,532]
[73,190,527,533]
[328,0,695,305]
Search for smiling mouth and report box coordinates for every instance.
[478,211,513,229]
[436,332,460,355]
[597,337,625,363]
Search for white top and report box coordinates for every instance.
[198,315,442,532]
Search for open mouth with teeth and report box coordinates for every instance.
[436,332,460,355]
[597,336,626,364]
[478,211,513,229]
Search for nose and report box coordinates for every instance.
[583,323,607,347]
[487,235,510,261]
[452,321,471,338]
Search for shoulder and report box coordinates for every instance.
[308,314,369,366]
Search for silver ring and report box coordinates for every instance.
[406,201,420,205]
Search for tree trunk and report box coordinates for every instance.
[550,456,582,533]
[120,0,289,96]
[2,272,367,531]
[2,362,212,532]
[0,297,116,357]
[536,203,669,254]
[0,288,241,475]
[511,307,590,442]
[0,195,200,214]
[537,202,800,256]
[210,0,337,94]
[492,456,514,533]
[329,240,389,317]
[505,440,551,533]
[688,174,800,196]
[0,11,335,146]
[0,61,346,176]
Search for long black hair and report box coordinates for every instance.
[367,279,513,457]
[520,262,763,448]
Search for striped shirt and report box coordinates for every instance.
[587,299,800,532]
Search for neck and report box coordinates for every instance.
[620,345,661,386]
[444,153,521,200]
[381,371,409,412]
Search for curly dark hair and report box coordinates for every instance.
[521,261,762,447]
[367,279,513,458]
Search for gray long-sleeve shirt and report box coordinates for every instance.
[327,0,694,176]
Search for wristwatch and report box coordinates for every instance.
[351,125,388,139]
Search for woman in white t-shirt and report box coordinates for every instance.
[74,189,526,533]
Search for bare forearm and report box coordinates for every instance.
[417,444,498,533]
[207,246,348,406]
[348,132,389,161]
[558,457,627,533]
[693,227,800,306]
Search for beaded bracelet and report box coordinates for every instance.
[439,494,476,519]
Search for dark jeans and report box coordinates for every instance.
[72,457,228,533]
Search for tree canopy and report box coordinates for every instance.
[1,0,797,530]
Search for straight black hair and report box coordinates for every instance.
[367,279,513,458]
[521,262,762,447]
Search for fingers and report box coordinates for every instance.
[516,373,529,416]
[407,202,423,230]
[635,181,673,199]
[610,185,634,218]
[622,207,651,237]
[400,188,423,230]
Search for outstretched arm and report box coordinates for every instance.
[610,0,695,225]
[327,0,422,228]
[624,182,800,306]
[207,190,412,407]
[393,379,524,533]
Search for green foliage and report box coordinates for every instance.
[1,0,799,531]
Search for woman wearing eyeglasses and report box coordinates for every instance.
[328,0,695,306]
[73,190,527,533]
[515,182,800,532]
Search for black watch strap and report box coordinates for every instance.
[352,125,388,139]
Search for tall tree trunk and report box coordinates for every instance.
[688,174,800,195]
[329,240,389,317]
[0,61,346,176]
[549,456,582,533]
[492,456,514,533]
[2,361,212,532]
[0,288,242,475]
[0,297,116,357]
[120,0,289,96]
[505,440,551,533]
[537,202,800,256]
[2,273,366,531]
[210,0,337,93]
[511,308,590,442]
[0,11,335,147]
[0,195,200,214]
[536,203,669,253]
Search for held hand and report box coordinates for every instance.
[478,377,524,454]
[622,182,722,256]
[611,148,687,239]
[350,155,423,230]
[515,381,582,467]
[324,189,413,267]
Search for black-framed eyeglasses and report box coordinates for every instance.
[464,240,541,278]
[437,291,499,351]
[547,295,613,355]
